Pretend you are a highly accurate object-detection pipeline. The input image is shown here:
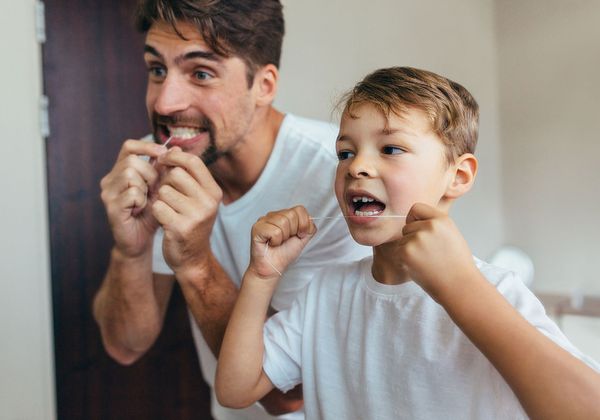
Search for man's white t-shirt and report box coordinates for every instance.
[263,256,600,420]
[153,114,371,420]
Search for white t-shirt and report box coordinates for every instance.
[263,256,600,420]
[153,114,371,420]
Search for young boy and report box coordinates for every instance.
[215,67,600,419]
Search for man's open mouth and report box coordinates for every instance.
[165,125,208,140]
[349,194,386,217]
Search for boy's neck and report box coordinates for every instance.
[371,243,411,285]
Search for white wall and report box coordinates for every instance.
[496,0,600,294]
[277,0,506,258]
[0,1,56,419]
[1,1,596,418]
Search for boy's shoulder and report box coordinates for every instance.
[474,256,537,306]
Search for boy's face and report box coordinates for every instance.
[334,103,455,246]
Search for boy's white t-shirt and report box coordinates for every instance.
[263,256,600,420]
[153,114,371,420]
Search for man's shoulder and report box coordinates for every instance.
[282,113,338,144]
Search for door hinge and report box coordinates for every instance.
[40,95,50,139]
[35,1,46,43]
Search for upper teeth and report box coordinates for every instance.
[169,126,202,139]
[353,196,374,203]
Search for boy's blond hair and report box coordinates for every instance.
[341,66,479,162]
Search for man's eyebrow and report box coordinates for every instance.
[144,45,163,60]
[143,45,221,64]
[180,50,220,63]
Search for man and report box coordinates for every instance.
[93,1,369,419]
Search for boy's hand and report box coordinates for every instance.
[398,203,478,302]
[249,206,317,281]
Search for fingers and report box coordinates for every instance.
[116,139,165,162]
[253,206,316,247]
[101,139,165,202]
[401,203,452,240]
[405,202,440,224]
[156,148,222,199]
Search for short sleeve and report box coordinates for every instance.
[262,290,308,393]
[497,271,600,372]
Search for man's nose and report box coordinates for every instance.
[153,74,192,115]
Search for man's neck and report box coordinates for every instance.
[210,106,285,204]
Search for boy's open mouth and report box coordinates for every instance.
[349,194,386,217]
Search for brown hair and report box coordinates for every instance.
[135,0,285,86]
[341,66,479,162]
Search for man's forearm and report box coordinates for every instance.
[93,247,170,364]
[175,251,239,357]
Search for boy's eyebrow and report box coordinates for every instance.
[381,127,414,136]
[144,44,221,64]
[336,134,352,142]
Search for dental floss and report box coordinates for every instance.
[264,242,283,276]
[310,215,407,220]
[150,137,173,167]
[263,214,407,275]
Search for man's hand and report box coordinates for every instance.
[259,385,304,416]
[151,148,223,277]
[100,139,167,258]
[397,202,478,302]
[249,206,317,281]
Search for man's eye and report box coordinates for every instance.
[194,71,212,81]
[148,66,166,78]
[382,146,404,155]
[337,150,355,161]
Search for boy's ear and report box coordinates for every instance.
[444,153,478,199]
[253,64,279,107]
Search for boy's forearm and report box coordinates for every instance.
[439,271,600,419]
[93,247,168,364]
[216,270,278,408]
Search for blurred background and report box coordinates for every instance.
[1,0,599,418]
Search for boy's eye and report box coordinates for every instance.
[382,146,404,155]
[337,150,355,161]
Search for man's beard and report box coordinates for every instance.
[152,113,223,165]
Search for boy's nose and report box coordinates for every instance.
[348,154,375,178]
[153,74,193,115]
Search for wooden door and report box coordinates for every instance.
[43,1,212,418]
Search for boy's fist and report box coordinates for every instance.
[249,206,317,280]
[398,202,478,302]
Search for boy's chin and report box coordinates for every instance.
[349,230,403,248]
[350,232,390,247]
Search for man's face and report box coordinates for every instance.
[144,21,257,165]
[334,103,454,246]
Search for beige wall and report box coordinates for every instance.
[496,0,600,294]
[0,0,56,419]
[277,0,506,258]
